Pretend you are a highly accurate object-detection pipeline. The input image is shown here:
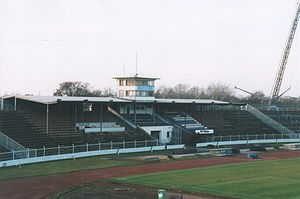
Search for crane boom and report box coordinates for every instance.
[270,3,300,103]
[234,86,254,96]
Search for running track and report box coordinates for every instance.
[0,151,299,199]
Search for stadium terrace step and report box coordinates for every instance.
[188,110,280,136]
[262,110,300,133]
[162,111,209,132]
[0,110,154,149]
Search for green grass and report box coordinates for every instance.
[109,158,300,199]
[0,156,141,181]
[0,150,210,182]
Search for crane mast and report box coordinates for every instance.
[270,3,300,104]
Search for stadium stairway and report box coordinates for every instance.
[157,111,209,145]
[262,110,300,133]
[163,111,207,131]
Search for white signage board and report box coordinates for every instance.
[195,129,214,134]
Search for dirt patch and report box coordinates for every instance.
[55,181,227,199]
[54,181,157,199]
[121,154,170,161]
[0,150,299,199]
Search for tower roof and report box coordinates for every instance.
[112,76,159,80]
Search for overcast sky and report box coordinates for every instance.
[0,0,299,97]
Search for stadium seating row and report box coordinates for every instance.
[0,110,153,149]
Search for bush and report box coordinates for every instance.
[250,146,266,152]
[232,148,240,154]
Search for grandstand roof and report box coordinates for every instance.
[3,96,130,104]
[4,96,233,105]
[154,98,229,105]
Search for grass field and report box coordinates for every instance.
[0,156,141,181]
[109,158,300,199]
[0,149,210,182]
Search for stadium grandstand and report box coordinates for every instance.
[0,75,298,151]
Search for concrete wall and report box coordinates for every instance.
[141,126,173,144]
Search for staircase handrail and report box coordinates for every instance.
[136,125,157,140]
[245,104,296,137]
[107,106,137,129]
[0,131,27,151]
[154,113,171,125]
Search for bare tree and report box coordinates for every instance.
[242,91,267,104]
[91,89,103,97]
[173,84,190,98]
[101,87,115,97]
[206,82,237,101]
[156,84,207,99]
[53,81,115,97]
[155,85,176,98]
[53,81,93,96]
[187,86,207,99]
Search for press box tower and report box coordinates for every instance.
[113,75,159,101]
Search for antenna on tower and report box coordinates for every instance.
[123,65,126,77]
[135,51,138,77]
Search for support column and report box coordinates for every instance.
[123,107,126,127]
[100,103,103,132]
[74,104,77,133]
[14,97,17,111]
[46,104,49,135]
[153,101,156,122]
[0,97,3,111]
[134,100,136,123]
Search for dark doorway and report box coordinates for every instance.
[127,107,130,115]
[151,131,160,140]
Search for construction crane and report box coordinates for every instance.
[235,3,299,102]
[234,86,254,96]
[270,2,300,104]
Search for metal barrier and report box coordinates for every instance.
[0,132,26,151]
[205,133,300,142]
[251,104,300,111]
[198,133,300,147]
[246,105,296,137]
[0,139,159,162]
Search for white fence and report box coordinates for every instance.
[204,133,300,142]
[0,139,185,167]
[198,133,300,147]
[0,140,158,162]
